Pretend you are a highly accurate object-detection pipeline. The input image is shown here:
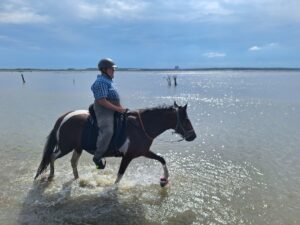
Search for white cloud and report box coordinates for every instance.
[146,0,233,22]
[103,0,146,16]
[69,0,147,20]
[56,0,234,23]
[249,46,261,51]
[2,0,299,25]
[147,0,300,23]
[194,1,232,16]
[222,0,300,23]
[0,11,50,24]
[0,1,50,24]
[76,2,99,20]
[203,52,226,58]
[263,0,300,23]
[249,43,279,51]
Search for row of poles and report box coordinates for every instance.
[166,75,177,87]
[20,73,178,86]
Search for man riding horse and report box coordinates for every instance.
[91,58,129,169]
[34,58,196,187]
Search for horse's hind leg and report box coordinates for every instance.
[48,153,56,181]
[71,148,82,179]
[48,148,70,181]
[48,149,62,180]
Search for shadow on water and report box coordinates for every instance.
[17,179,157,225]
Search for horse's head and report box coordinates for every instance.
[173,102,196,141]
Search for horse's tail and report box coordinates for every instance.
[34,127,57,179]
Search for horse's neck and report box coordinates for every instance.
[142,110,176,139]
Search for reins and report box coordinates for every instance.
[156,134,184,143]
[137,111,154,141]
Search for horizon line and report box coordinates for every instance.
[1,67,300,72]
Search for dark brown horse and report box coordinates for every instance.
[34,102,196,186]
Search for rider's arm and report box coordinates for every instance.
[96,98,127,113]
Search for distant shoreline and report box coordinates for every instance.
[1,67,300,72]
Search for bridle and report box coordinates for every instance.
[173,108,195,141]
[137,107,195,141]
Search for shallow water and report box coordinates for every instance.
[0,70,300,225]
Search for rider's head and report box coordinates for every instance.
[98,58,117,77]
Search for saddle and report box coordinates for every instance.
[81,104,127,157]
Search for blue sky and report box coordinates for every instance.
[0,0,300,69]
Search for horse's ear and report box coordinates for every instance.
[174,101,179,108]
[183,104,187,110]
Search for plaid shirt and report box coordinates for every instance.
[91,74,120,101]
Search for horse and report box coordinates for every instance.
[34,102,196,187]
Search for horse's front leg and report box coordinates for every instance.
[144,150,169,187]
[115,156,132,184]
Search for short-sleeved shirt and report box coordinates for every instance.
[91,74,120,102]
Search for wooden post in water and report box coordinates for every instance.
[21,73,26,84]
[166,76,171,86]
[173,75,177,86]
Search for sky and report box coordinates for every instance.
[0,0,300,69]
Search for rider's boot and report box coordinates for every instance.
[93,156,106,169]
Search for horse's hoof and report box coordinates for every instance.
[160,177,168,187]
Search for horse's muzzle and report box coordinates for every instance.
[185,130,196,141]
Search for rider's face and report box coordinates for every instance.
[106,67,115,79]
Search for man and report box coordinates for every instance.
[91,58,128,169]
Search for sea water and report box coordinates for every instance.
[0,70,299,225]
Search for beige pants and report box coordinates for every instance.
[93,101,114,159]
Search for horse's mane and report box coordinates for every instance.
[141,104,175,114]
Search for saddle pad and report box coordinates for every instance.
[81,112,127,157]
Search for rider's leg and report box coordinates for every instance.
[93,103,114,169]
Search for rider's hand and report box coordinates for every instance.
[118,108,129,113]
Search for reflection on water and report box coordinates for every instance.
[0,70,300,225]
